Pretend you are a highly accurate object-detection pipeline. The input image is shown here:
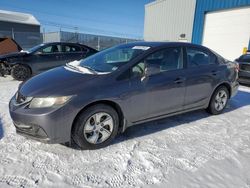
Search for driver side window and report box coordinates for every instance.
[131,47,183,78]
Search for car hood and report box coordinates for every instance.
[19,66,100,97]
[0,51,27,59]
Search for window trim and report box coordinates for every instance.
[38,44,63,54]
[62,44,89,54]
[130,46,185,78]
[185,47,218,68]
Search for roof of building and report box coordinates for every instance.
[0,10,40,26]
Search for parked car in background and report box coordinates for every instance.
[235,52,250,85]
[0,42,97,80]
[0,38,23,76]
[9,42,239,149]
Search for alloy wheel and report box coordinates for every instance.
[83,112,114,144]
[214,90,228,111]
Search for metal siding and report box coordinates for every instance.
[0,21,40,32]
[192,0,250,44]
[0,21,41,49]
[144,0,196,42]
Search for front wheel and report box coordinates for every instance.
[207,86,229,115]
[72,104,119,150]
[11,64,31,81]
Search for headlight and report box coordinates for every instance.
[29,96,72,108]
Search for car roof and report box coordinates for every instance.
[119,41,209,49]
[41,42,91,47]
[41,41,208,51]
[40,42,97,51]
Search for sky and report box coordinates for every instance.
[0,0,153,39]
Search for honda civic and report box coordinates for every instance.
[9,42,239,149]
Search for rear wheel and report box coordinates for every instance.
[72,104,119,150]
[11,64,31,81]
[207,86,229,115]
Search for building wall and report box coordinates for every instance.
[144,0,196,42]
[0,21,40,32]
[0,21,41,49]
[192,0,250,44]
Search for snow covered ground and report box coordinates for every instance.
[0,76,250,188]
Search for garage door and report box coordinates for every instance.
[202,7,250,61]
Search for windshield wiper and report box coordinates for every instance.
[81,65,97,74]
[66,63,81,71]
[66,63,97,74]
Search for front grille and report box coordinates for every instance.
[240,64,250,71]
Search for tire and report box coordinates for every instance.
[11,64,31,81]
[72,104,119,150]
[206,86,229,115]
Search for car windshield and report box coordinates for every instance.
[27,44,45,53]
[78,44,150,73]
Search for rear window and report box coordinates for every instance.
[64,45,81,52]
[186,48,217,67]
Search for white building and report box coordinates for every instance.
[144,0,250,60]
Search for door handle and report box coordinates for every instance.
[174,77,186,84]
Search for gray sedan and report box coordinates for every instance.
[9,42,239,149]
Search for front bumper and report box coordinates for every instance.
[9,96,77,144]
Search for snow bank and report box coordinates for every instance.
[0,76,250,188]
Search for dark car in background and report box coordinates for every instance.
[235,52,250,85]
[9,42,239,149]
[0,42,97,80]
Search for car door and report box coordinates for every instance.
[31,44,65,73]
[62,44,87,64]
[184,47,221,109]
[127,47,186,123]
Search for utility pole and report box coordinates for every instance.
[74,27,78,43]
[97,36,100,51]
[43,27,45,43]
[11,28,15,39]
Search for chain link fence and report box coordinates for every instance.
[44,31,139,50]
[0,30,139,51]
